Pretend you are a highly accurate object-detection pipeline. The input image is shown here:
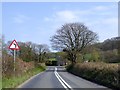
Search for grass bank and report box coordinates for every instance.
[2,65,46,88]
[0,78,2,90]
[67,62,119,90]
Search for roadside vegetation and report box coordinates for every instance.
[65,36,120,90]
[2,38,48,88]
[49,58,56,61]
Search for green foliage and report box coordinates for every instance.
[67,62,119,89]
[2,66,45,88]
[76,53,83,62]
[56,52,68,65]
[45,60,57,66]
[84,54,91,60]
[49,58,56,61]
[56,52,68,60]
[101,50,120,63]
[47,52,56,59]
[80,37,120,63]
[118,42,120,61]
[18,43,34,62]
[90,49,100,62]
[82,48,100,62]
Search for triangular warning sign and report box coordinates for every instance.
[8,40,20,50]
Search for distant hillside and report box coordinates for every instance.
[95,37,120,51]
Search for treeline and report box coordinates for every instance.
[3,41,50,63]
[93,37,120,63]
[55,36,120,64]
[74,36,120,63]
[95,37,120,51]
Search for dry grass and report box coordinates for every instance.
[2,53,35,77]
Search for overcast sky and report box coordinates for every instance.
[2,2,118,50]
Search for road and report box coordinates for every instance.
[18,66,110,90]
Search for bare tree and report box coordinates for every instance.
[51,22,98,63]
[37,44,50,62]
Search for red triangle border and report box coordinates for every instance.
[8,40,20,50]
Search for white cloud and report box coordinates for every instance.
[44,10,80,23]
[94,6,109,11]
[44,5,116,23]
[44,17,53,21]
[55,10,78,21]
[44,10,86,24]
[13,14,29,23]
[88,5,117,16]
[43,5,117,42]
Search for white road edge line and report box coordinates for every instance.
[54,67,73,90]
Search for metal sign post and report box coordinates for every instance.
[14,50,16,73]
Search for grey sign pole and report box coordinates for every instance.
[13,43,16,75]
[14,50,16,75]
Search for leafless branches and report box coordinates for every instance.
[51,22,98,63]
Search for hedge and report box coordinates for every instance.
[67,62,119,90]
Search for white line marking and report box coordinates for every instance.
[54,67,73,90]
[54,71,68,89]
[55,67,57,71]
[56,71,72,89]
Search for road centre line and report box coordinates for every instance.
[55,72,72,89]
[54,67,73,90]
[54,71,68,89]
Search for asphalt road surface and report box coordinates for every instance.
[18,66,111,90]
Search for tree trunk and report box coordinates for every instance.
[71,53,77,64]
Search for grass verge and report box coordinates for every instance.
[2,66,45,88]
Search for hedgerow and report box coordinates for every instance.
[67,62,119,90]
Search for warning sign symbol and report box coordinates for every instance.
[8,40,20,50]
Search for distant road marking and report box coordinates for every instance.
[54,67,73,90]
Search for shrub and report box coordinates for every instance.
[2,53,35,78]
